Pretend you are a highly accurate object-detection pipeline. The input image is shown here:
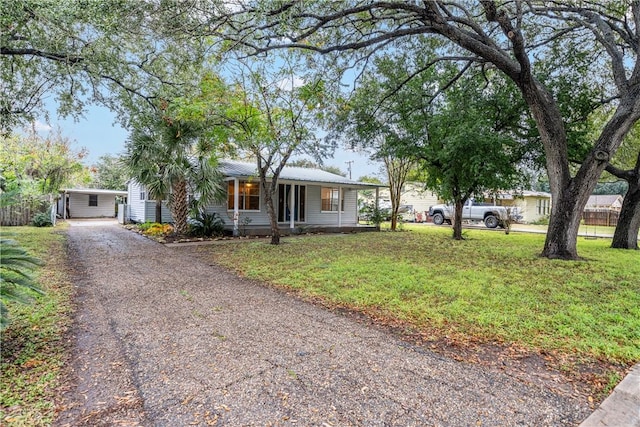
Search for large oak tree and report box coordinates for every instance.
[1,0,222,132]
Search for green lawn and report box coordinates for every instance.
[201,226,639,367]
[1,226,74,427]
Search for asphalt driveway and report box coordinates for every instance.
[55,222,591,426]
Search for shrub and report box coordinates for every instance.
[531,215,550,225]
[188,212,225,237]
[139,222,173,237]
[137,221,155,231]
[360,203,388,226]
[31,212,53,227]
[0,238,44,329]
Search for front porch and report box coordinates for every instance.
[226,223,379,237]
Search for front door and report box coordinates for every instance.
[278,184,306,222]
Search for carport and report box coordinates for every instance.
[58,188,128,219]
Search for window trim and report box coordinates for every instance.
[321,187,345,213]
[228,179,261,212]
[88,194,98,207]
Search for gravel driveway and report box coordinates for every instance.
[55,222,590,426]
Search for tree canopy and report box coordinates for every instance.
[1,0,222,132]
[221,0,640,258]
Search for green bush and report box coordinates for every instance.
[188,212,225,237]
[0,238,44,329]
[137,221,155,231]
[531,215,550,225]
[31,212,53,227]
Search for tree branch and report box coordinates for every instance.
[1,47,84,64]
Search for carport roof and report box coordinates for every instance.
[60,188,128,196]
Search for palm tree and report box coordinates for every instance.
[0,238,44,329]
[124,111,225,235]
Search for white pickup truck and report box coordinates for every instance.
[428,200,510,229]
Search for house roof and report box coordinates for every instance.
[586,194,623,207]
[219,160,383,188]
[496,190,551,200]
[60,188,128,196]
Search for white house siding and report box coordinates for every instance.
[497,194,551,223]
[68,192,115,218]
[305,186,359,226]
[142,201,173,223]
[127,181,146,223]
[399,183,440,216]
[127,181,172,223]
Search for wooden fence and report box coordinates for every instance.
[0,199,51,226]
[582,209,619,227]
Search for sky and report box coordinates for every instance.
[39,104,384,181]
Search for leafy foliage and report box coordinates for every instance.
[89,154,128,190]
[30,212,52,227]
[123,103,226,233]
[138,222,173,237]
[0,238,44,329]
[0,128,88,200]
[1,0,216,132]
[188,212,225,238]
[1,226,74,425]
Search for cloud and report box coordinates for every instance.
[33,120,53,132]
[277,76,305,91]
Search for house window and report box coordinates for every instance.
[140,191,146,201]
[228,180,260,211]
[536,199,550,215]
[88,194,98,207]
[321,187,344,212]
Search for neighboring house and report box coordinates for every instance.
[585,194,624,211]
[58,188,128,219]
[495,190,552,223]
[126,159,384,235]
[359,182,440,222]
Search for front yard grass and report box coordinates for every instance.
[201,226,639,393]
[1,225,74,426]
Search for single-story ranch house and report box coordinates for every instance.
[126,159,385,235]
[57,188,128,219]
[494,190,552,223]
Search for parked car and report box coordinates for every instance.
[428,200,510,228]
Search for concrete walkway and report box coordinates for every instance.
[579,364,640,427]
[55,222,603,425]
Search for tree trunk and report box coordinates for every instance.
[263,181,280,245]
[612,176,640,249]
[541,186,584,259]
[172,179,189,235]
[452,199,464,240]
[390,207,398,231]
[155,200,162,224]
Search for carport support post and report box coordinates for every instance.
[233,178,240,237]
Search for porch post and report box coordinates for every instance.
[233,178,240,237]
[289,184,295,230]
[375,187,380,212]
[63,190,68,220]
[338,186,343,227]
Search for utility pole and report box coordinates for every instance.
[345,160,354,179]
